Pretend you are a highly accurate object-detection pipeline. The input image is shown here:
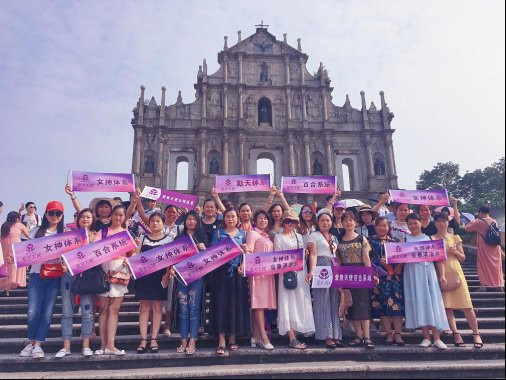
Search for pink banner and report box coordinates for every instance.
[244,249,304,277]
[385,239,447,264]
[313,265,375,289]
[215,175,270,193]
[66,223,77,230]
[0,265,8,278]
[281,176,336,194]
[174,237,243,285]
[62,231,136,276]
[71,171,135,193]
[388,189,449,206]
[127,236,199,279]
[12,228,89,268]
[140,186,198,210]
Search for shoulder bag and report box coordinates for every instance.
[283,233,300,290]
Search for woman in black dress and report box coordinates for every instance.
[134,212,173,354]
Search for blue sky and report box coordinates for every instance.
[0,0,504,219]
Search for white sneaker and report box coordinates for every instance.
[20,344,34,357]
[94,349,105,356]
[104,348,125,356]
[31,346,45,359]
[55,349,71,358]
[419,339,432,348]
[82,348,94,357]
[434,340,448,350]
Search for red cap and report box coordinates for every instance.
[45,201,64,213]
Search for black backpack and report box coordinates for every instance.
[478,218,501,246]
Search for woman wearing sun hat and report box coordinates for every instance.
[19,201,66,359]
[356,205,377,238]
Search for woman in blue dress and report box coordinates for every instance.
[403,213,450,350]
[369,217,405,346]
[208,208,250,356]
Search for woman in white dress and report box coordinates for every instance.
[274,210,315,350]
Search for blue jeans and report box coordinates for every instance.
[27,273,61,342]
[176,279,203,339]
[61,272,94,340]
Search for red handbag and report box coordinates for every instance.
[40,263,64,279]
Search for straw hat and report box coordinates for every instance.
[281,209,299,224]
[89,197,121,212]
[357,204,378,218]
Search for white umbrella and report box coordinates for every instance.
[290,203,304,216]
[341,199,365,208]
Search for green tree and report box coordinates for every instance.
[416,162,461,195]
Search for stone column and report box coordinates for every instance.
[133,129,143,175]
[239,91,244,119]
[288,133,296,175]
[285,56,290,85]
[325,136,334,175]
[302,91,307,121]
[239,55,243,84]
[385,136,397,177]
[156,132,164,178]
[239,133,245,174]
[223,88,228,119]
[138,85,145,125]
[224,56,229,84]
[202,86,207,122]
[322,90,328,121]
[286,89,292,120]
[223,132,229,174]
[200,131,207,175]
[303,134,311,175]
[300,58,305,85]
[366,143,374,177]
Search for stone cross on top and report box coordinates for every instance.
[255,20,269,29]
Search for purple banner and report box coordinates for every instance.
[312,265,375,289]
[62,231,136,276]
[281,176,337,194]
[71,171,135,193]
[12,228,89,268]
[0,265,8,278]
[385,239,447,264]
[215,175,270,193]
[127,236,198,280]
[174,237,243,285]
[244,249,304,277]
[140,186,198,210]
[388,189,449,206]
[66,223,77,230]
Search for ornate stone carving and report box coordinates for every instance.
[228,60,238,78]
[292,92,302,121]
[305,92,321,120]
[207,91,222,120]
[259,62,272,85]
[228,93,238,118]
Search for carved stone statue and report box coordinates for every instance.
[259,104,269,123]
[209,158,220,174]
[259,62,269,84]
[312,159,323,175]
[374,158,386,176]
[144,152,155,174]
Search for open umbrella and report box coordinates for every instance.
[460,212,475,225]
[435,206,455,218]
[290,203,304,216]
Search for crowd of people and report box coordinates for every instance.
[0,184,504,359]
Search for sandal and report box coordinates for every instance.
[364,338,375,349]
[136,339,148,354]
[394,332,405,346]
[288,339,306,350]
[473,333,484,349]
[149,338,159,353]
[176,345,186,353]
[216,346,226,356]
[453,332,466,348]
[348,338,364,347]
[186,345,196,355]
[334,340,344,348]
[326,342,337,349]
[385,331,394,346]
[228,343,239,351]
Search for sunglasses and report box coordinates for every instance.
[47,211,63,217]
[284,220,298,225]
[302,209,313,215]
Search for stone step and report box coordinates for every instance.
[0,344,504,374]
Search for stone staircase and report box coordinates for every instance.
[0,251,504,378]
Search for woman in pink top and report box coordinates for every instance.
[465,206,504,291]
[243,210,276,350]
[1,212,30,291]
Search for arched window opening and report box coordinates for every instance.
[342,158,355,191]
[257,155,275,185]
[176,158,189,190]
[144,149,155,174]
[311,152,325,176]
[374,153,386,176]
[208,151,221,175]
[258,97,272,126]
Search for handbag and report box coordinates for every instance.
[108,270,131,286]
[71,266,110,295]
[40,263,64,279]
[283,233,301,290]
[442,268,461,292]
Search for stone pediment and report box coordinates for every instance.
[222,28,303,58]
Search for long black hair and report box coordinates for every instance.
[178,210,209,247]
[299,204,316,230]
[1,212,21,238]
[35,211,65,238]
